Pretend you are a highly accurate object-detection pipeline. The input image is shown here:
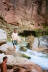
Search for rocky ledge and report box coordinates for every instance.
[0,63,42,72]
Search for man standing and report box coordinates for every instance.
[1,56,7,72]
[11,29,18,49]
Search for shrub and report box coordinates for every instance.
[22,54,31,59]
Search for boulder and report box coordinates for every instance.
[32,36,48,50]
[0,44,8,52]
[0,43,15,55]
[39,36,48,48]
[0,53,31,66]
[0,53,15,65]
[0,29,7,45]
[0,53,43,72]
[13,64,42,72]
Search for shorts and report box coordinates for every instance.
[12,40,17,46]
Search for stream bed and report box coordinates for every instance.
[8,41,48,70]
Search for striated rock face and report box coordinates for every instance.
[0,0,48,28]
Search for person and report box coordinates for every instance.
[11,29,18,49]
[1,56,7,72]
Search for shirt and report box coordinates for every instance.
[12,32,18,40]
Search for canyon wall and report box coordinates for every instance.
[0,0,48,29]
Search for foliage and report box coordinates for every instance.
[34,28,48,37]
[22,54,31,59]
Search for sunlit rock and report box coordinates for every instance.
[0,53,31,66]
[0,0,48,28]
[0,29,7,45]
[0,43,15,55]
